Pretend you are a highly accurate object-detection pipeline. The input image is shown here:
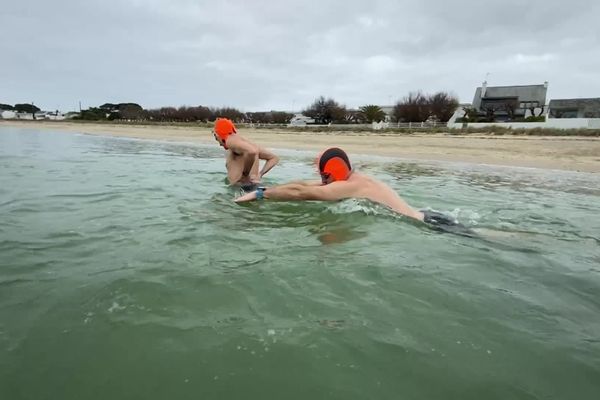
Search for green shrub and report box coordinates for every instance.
[524,115,546,122]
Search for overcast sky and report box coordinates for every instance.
[1,0,599,112]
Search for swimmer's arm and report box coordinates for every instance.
[287,180,322,186]
[258,147,279,178]
[235,183,346,203]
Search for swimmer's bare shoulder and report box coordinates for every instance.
[320,180,362,200]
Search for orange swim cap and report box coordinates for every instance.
[214,118,237,142]
[318,148,352,183]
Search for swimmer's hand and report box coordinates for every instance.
[235,191,257,203]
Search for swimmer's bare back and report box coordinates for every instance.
[224,135,279,186]
[343,173,424,221]
[226,150,260,186]
[235,172,424,222]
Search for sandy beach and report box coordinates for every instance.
[3,120,600,172]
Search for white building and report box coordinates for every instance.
[0,110,17,119]
[288,113,315,126]
[45,111,66,120]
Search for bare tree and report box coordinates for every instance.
[246,111,293,124]
[247,112,271,124]
[478,99,500,121]
[393,92,429,122]
[270,111,293,124]
[190,106,213,122]
[427,92,459,122]
[212,107,245,122]
[119,103,144,120]
[481,104,498,122]
[504,101,516,120]
[303,96,347,124]
[529,104,545,118]
[462,107,478,122]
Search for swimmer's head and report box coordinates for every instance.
[317,147,352,184]
[213,118,237,148]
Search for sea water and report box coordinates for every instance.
[1,126,599,399]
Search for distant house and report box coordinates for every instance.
[64,112,80,119]
[379,105,394,122]
[548,98,600,118]
[472,81,548,120]
[33,111,66,120]
[345,108,363,123]
[16,113,34,120]
[288,113,315,126]
[0,110,16,119]
[46,111,66,121]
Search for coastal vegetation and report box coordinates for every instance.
[2,96,598,136]
[1,91,459,125]
[14,104,41,114]
[393,92,459,123]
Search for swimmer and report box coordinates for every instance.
[213,118,279,191]
[235,147,472,235]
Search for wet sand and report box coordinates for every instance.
[3,120,600,172]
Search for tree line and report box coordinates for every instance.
[74,103,294,124]
[0,103,41,114]
[300,92,458,124]
[2,92,459,123]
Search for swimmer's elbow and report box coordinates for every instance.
[246,148,258,158]
[290,185,310,200]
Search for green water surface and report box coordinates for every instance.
[1,127,599,399]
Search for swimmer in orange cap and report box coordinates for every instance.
[235,147,425,220]
[236,148,475,235]
[213,118,279,191]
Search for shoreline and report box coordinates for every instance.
[2,120,600,173]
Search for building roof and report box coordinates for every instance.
[379,106,394,115]
[549,98,600,108]
[473,83,548,110]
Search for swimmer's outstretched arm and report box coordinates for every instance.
[286,180,322,186]
[235,182,349,203]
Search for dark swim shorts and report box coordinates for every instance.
[421,210,474,237]
[239,183,259,192]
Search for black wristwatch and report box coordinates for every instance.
[256,187,267,200]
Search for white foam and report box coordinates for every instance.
[107,301,126,313]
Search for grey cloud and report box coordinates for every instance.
[1,0,599,111]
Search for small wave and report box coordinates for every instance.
[47,191,118,198]
[1,235,110,252]
[47,191,124,204]
[6,206,41,214]
[43,230,85,240]
[420,207,481,226]
[326,199,395,217]
[0,198,22,208]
